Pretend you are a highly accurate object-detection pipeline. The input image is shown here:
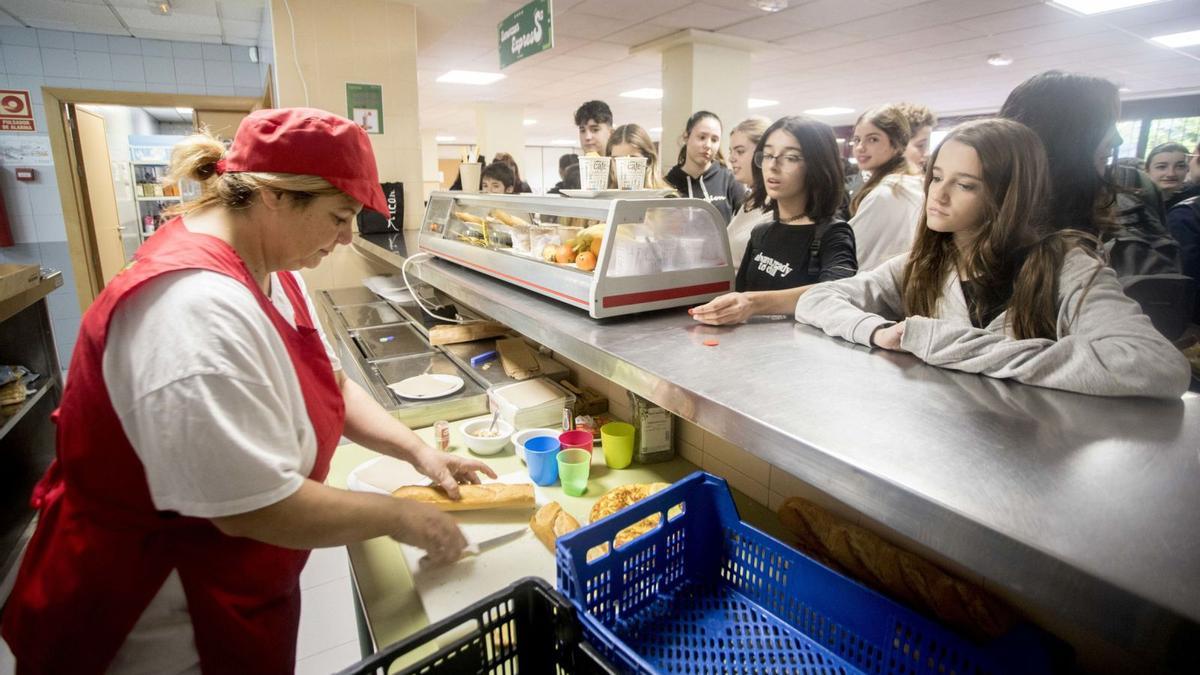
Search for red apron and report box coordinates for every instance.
[1,218,346,674]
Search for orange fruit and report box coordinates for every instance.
[576,251,597,271]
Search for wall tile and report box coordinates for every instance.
[52,316,81,348]
[232,45,254,62]
[43,76,81,88]
[36,30,74,50]
[202,44,231,61]
[206,85,236,97]
[28,180,63,216]
[203,59,233,86]
[107,36,141,55]
[33,213,66,242]
[38,241,73,278]
[72,32,109,52]
[32,103,46,131]
[234,86,262,97]
[0,26,39,47]
[143,56,175,83]
[140,39,173,57]
[76,51,113,81]
[2,173,32,217]
[177,84,206,95]
[768,464,862,525]
[172,41,202,59]
[174,57,205,84]
[703,431,771,485]
[3,45,43,75]
[40,48,77,77]
[0,243,41,265]
[232,61,260,88]
[7,75,45,104]
[110,53,145,81]
[677,439,702,467]
[677,418,703,449]
[6,213,36,244]
[46,287,82,321]
[112,80,148,92]
[702,453,770,507]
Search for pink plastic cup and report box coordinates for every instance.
[558,429,594,455]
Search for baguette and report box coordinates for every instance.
[392,484,535,511]
[529,501,580,552]
[489,208,530,228]
[453,210,486,226]
[778,496,1014,638]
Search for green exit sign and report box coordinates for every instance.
[498,0,554,69]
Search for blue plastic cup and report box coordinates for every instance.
[524,436,561,486]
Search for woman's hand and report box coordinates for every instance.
[391,500,468,564]
[689,293,755,325]
[412,446,498,499]
[871,321,907,351]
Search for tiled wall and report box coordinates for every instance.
[0,26,272,367]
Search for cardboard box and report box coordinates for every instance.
[0,263,40,301]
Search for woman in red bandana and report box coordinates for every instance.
[2,108,496,675]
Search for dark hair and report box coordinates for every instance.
[676,110,725,166]
[574,100,612,127]
[558,153,579,171]
[481,162,515,190]
[492,152,524,186]
[849,104,912,215]
[1146,142,1189,165]
[748,116,844,224]
[999,70,1120,237]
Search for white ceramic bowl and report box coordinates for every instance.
[512,427,562,464]
[460,418,514,456]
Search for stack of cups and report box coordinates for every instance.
[459,162,481,193]
[613,156,647,190]
[578,156,612,191]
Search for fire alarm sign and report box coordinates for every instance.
[0,90,35,132]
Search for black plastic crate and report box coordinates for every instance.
[335,576,618,675]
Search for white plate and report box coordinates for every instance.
[560,188,674,199]
[388,373,464,400]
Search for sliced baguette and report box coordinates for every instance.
[392,484,535,511]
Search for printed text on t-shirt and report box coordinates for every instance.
[754,252,792,278]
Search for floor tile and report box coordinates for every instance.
[300,545,350,591]
[297,576,359,660]
[296,639,362,675]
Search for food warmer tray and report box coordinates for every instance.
[336,301,405,329]
[321,286,381,307]
[365,352,488,429]
[351,323,432,361]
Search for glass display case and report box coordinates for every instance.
[417,191,735,318]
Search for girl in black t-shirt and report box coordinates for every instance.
[691,116,857,324]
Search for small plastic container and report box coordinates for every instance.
[557,449,591,496]
[558,429,594,455]
[524,436,561,486]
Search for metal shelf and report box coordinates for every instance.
[0,379,53,442]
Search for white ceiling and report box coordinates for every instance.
[0,0,267,46]
[413,0,1200,145]
[142,105,193,122]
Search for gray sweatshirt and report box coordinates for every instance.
[794,249,1191,398]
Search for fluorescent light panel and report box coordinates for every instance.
[804,106,854,116]
[1052,0,1158,14]
[551,139,575,145]
[436,135,456,142]
[620,88,663,99]
[1152,29,1200,48]
[436,70,505,85]
[523,119,537,126]
[747,98,779,109]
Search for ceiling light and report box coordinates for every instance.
[523,119,537,126]
[151,1,172,16]
[436,70,506,85]
[436,135,456,142]
[986,53,1013,66]
[551,139,575,146]
[619,88,663,99]
[804,106,854,116]
[649,127,662,133]
[175,107,193,115]
[1151,29,1200,48]
[747,98,779,109]
[748,0,789,11]
[1051,0,1159,15]
[1119,86,1133,93]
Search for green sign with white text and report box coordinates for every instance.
[346,83,383,134]
[498,0,553,69]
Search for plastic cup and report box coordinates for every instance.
[600,422,636,469]
[557,449,591,496]
[577,156,612,191]
[458,162,481,193]
[559,429,594,455]
[613,156,647,190]
[524,436,561,486]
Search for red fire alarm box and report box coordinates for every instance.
[14,168,36,182]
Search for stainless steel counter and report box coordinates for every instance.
[355,232,1200,668]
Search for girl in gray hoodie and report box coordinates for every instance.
[795,118,1190,399]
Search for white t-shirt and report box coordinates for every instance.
[849,173,924,272]
[101,269,342,674]
[727,204,773,273]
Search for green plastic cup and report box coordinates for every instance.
[556,448,591,496]
[600,422,636,469]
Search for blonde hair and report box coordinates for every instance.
[731,116,770,145]
[606,123,669,189]
[163,129,344,217]
[896,102,936,132]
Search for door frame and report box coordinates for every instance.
[44,88,263,309]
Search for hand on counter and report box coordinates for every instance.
[412,446,498,500]
[871,320,907,351]
[392,500,468,565]
[689,292,757,325]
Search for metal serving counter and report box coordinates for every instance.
[354,232,1200,669]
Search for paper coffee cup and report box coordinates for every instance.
[578,156,612,191]
[614,156,647,190]
[458,162,481,193]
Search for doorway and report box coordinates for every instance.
[45,87,267,309]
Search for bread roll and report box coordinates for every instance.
[778,496,1013,638]
[392,484,535,512]
[530,501,580,552]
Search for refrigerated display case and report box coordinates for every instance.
[417,192,735,318]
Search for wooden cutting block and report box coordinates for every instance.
[428,320,510,346]
[496,337,541,380]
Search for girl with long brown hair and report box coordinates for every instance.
[606,123,669,190]
[664,110,744,225]
[848,104,924,271]
[726,116,774,271]
[795,118,1188,398]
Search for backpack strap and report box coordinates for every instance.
[807,220,836,278]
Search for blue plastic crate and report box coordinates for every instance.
[557,472,1061,674]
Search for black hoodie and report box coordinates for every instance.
[665,163,745,225]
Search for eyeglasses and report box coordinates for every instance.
[753,151,804,170]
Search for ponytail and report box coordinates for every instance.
[165,131,225,186]
[676,110,724,166]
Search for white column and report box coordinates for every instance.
[419,128,440,203]
[474,103,526,161]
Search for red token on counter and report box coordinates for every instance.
[703,340,719,347]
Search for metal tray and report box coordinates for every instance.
[369,352,488,428]
[323,286,381,306]
[352,323,431,361]
[337,302,405,329]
